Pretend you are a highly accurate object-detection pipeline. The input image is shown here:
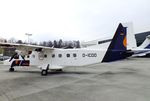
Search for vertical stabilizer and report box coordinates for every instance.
[102,23,131,62]
[139,35,150,49]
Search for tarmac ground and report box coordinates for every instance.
[0,57,150,101]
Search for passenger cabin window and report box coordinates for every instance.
[58,54,62,58]
[66,54,70,57]
[73,53,77,57]
[52,54,55,58]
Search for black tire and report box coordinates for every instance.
[41,70,48,76]
[9,68,14,72]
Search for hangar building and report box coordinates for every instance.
[81,31,150,47]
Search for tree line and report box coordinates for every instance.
[39,39,80,48]
[5,38,81,49]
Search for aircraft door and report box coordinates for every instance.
[38,52,44,60]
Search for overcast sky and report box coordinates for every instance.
[0,0,150,42]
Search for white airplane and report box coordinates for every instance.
[0,23,133,76]
[123,23,150,57]
[82,23,150,57]
[130,35,150,56]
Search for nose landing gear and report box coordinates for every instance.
[9,67,15,72]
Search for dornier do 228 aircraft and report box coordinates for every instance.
[0,23,133,76]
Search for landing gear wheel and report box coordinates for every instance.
[41,70,48,76]
[9,68,14,72]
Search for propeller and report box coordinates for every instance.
[9,50,25,62]
[9,52,18,62]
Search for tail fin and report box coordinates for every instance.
[138,35,150,49]
[102,23,131,62]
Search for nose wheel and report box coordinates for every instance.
[9,68,15,72]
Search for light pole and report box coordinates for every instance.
[25,33,32,44]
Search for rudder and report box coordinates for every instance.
[102,23,131,62]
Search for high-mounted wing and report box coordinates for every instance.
[0,42,54,55]
[0,42,54,49]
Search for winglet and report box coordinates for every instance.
[141,35,150,49]
[102,23,132,62]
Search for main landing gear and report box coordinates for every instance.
[41,64,63,76]
[41,70,48,76]
[41,64,49,76]
[41,69,63,76]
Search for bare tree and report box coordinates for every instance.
[8,37,16,43]
[53,40,58,48]
[30,42,38,45]
[76,40,80,48]
[16,40,23,44]
[37,39,80,49]
[58,39,63,48]
[47,41,53,47]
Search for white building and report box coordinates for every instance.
[81,36,112,48]
[0,37,6,43]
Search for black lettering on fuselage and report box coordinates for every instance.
[82,53,97,57]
